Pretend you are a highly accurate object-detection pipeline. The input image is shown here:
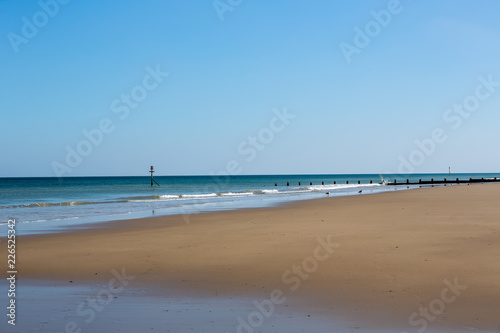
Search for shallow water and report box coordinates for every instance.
[0,281,483,333]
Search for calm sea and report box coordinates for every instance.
[1,173,499,234]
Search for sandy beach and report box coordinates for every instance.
[4,184,500,332]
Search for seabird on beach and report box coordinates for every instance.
[358,190,362,194]
[325,192,330,196]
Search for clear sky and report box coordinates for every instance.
[1,0,499,177]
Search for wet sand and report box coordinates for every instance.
[3,184,500,331]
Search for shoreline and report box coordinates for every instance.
[4,184,500,331]
[5,172,500,236]
[0,182,401,236]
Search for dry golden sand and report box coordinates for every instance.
[6,184,500,330]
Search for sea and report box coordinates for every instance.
[1,173,499,235]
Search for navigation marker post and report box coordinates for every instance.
[150,166,160,187]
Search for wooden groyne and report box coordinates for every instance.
[276,180,375,186]
[387,177,499,186]
[273,177,500,187]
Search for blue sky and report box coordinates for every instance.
[1,0,499,177]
